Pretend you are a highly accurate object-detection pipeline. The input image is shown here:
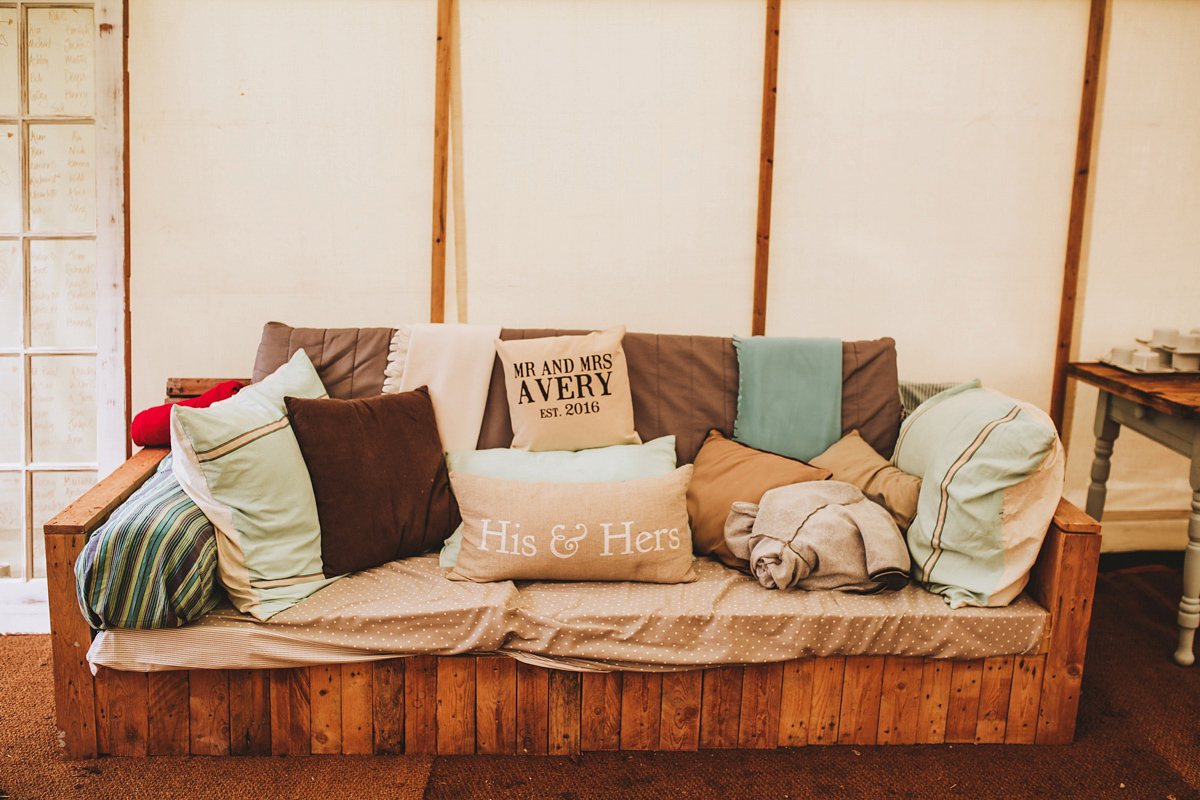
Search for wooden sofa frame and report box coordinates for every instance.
[47,444,1102,759]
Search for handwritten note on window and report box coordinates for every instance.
[30,239,95,348]
[0,9,16,114]
[29,123,94,233]
[0,471,23,576]
[26,7,94,116]
[0,125,18,233]
[0,241,19,347]
[0,357,19,463]
[31,355,95,464]
[32,470,95,577]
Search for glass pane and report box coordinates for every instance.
[0,125,18,232]
[26,7,95,116]
[0,8,16,114]
[0,240,18,345]
[30,355,94,463]
[0,355,18,462]
[32,470,95,578]
[30,239,94,348]
[29,123,95,233]
[0,471,22,578]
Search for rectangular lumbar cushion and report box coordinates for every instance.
[285,386,460,577]
[439,435,678,567]
[449,465,696,584]
[891,380,1065,608]
[494,326,641,452]
[171,349,339,620]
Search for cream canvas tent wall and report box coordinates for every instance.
[2,0,1198,580]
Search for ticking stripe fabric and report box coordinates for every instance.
[75,455,225,630]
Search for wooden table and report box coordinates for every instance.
[1068,362,1200,665]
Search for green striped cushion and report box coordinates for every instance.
[75,455,225,629]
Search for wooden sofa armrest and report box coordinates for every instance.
[44,447,169,758]
[166,377,250,402]
[1024,496,1102,743]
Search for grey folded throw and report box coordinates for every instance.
[724,480,911,593]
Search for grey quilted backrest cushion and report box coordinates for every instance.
[253,322,901,464]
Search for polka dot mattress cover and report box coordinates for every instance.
[86,555,1047,673]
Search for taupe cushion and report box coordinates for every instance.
[810,430,921,531]
[254,323,902,464]
[449,466,697,584]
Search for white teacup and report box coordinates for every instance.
[1151,327,1179,348]
[1173,352,1200,371]
[1175,332,1200,352]
[1132,351,1161,371]
[1109,345,1135,367]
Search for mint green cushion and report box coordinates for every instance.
[732,336,843,462]
[439,435,677,567]
[892,380,1063,608]
[171,349,339,620]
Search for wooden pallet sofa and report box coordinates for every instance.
[46,324,1102,758]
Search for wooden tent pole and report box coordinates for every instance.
[751,0,781,336]
[1050,0,1108,430]
[430,0,454,324]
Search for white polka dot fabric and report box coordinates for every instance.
[86,554,1047,673]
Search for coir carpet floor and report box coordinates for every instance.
[2,557,1199,800]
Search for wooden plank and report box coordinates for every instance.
[405,656,438,754]
[310,665,342,755]
[44,448,166,535]
[372,659,406,755]
[341,663,374,755]
[46,532,99,758]
[1038,529,1101,744]
[1049,0,1109,429]
[475,657,516,754]
[228,670,271,756]
[699,666,742,749]
[777,659,814,746]
[620,672,662,751]
[164,377,248,401]
[269,668,293,756]
[916,660,952,744]
[147,671,189,756]
[658,671,702,751]
[944,660,984,744]
[738,663,783,749]
[436,657,475,755]
[516,662,549,755]
[108,669,148,757]
[189,669,230,756]
[837,656,885,746]
[876,657,923,746]
[289,667,312,755]
[808,657,844,745]
[1050,497,1102,534]
[975,656,1015,743]
[1005,655,1045,744]
[750,0,782,335]
[93,668,112,755]
[548,670,582,756]
[580,672,621,752]
[429,0,453,323]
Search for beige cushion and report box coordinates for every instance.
[810,430,921,531]
[494,326,640,452]
[449,466,696,584]
[687,430,831,569]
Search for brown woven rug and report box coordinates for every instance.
[2,562,1199,800]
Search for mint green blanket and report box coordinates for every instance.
[732,336,842,462]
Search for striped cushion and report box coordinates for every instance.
[75,455,225,629]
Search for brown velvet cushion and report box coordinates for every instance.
[810,430,921,531]
[285,387,460,577]
[687,429,831,570]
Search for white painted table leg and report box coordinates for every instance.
[1174,449,1200,666]
[1086,391,1120,521]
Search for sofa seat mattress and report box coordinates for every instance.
[87,555,1047,673]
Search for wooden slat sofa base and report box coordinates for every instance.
[46,448,1102,758]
